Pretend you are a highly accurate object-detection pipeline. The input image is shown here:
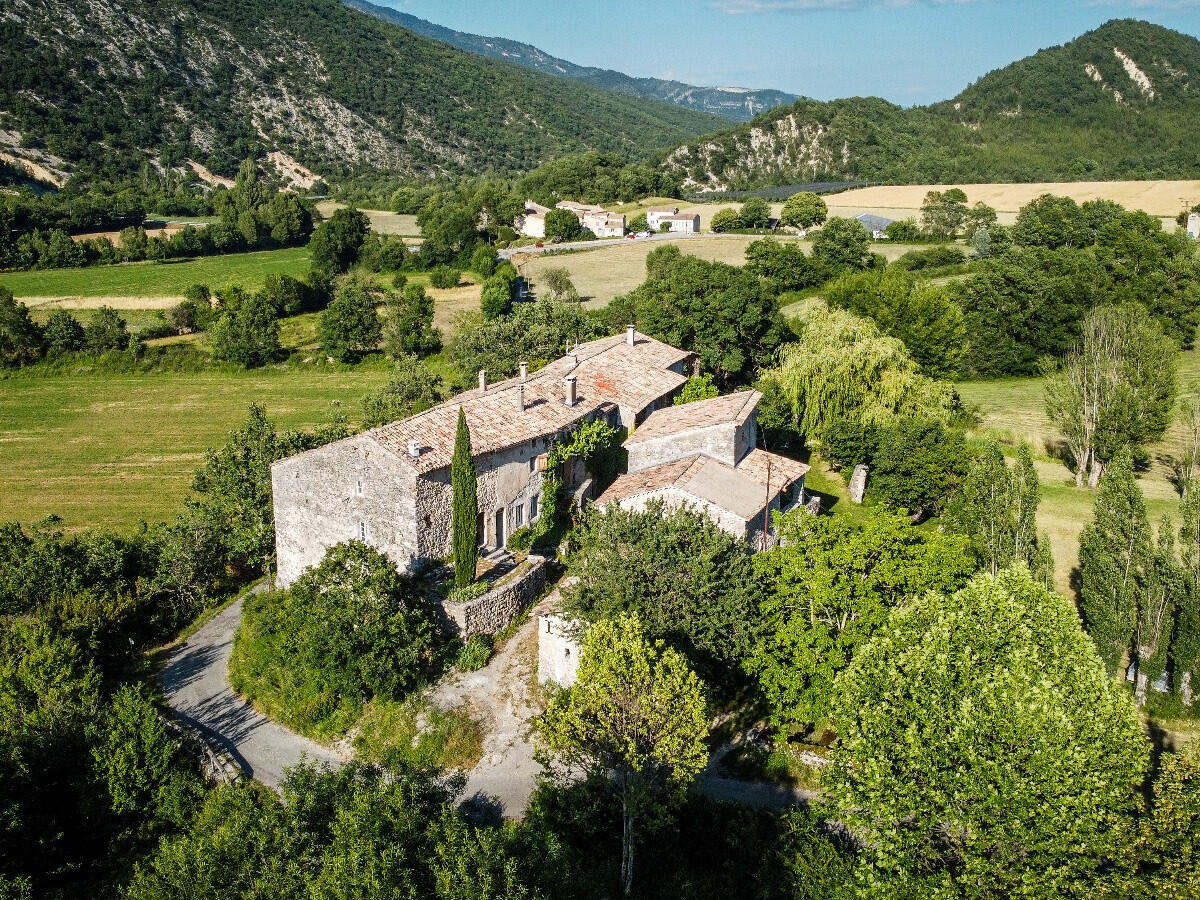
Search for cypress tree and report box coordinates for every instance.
[1176,491,1200,706]
[451,408,478,588]
[1079,451,1148,675]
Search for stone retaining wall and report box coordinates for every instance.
[442,554,547,637]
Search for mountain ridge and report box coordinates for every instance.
[342,0,797,122]
[0,0,722,186]
[662,19,1200,191]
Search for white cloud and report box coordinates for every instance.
[712,0,987,12]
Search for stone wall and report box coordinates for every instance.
[442,554,547,637]
[273,434,419,587]
[626,411,757,474]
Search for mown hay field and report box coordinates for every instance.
[521,235,927,306]
[315,201,421,238]
[0,246,312,300]
[0,369,391,531]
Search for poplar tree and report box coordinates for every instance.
[945,442,1052,583]
[1177,491,1200,706]
[1078,451,1148,675]
[1135,521,1182,706]
[451,408,478,588]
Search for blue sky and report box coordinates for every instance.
[377,1,1200,105]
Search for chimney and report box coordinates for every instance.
[569,352,578,369]
[519,361,528,382]
[563,375,577,407]
[516,383,525,412]
[407,440,419,459]
[626,324,636,346]
[478,369,487,394]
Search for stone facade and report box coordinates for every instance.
[273,331,695,588]
[597,391,809,547]
[272,433,421,587]
[444,555,548,637]
[538,612,582,688]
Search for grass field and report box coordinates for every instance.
[0,369,392,531]
[1,246,312,300]
[957,348,1200,595]
[521,235,932,306]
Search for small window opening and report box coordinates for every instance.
[355,479,363,496]
[358,521,366,540]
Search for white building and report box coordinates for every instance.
[657,213,700,234]
[646,205,680,230]
[518,200,550,238]
[1188,212,1200,241]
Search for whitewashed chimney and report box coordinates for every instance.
[519,361,528,381]
[563,375,577,406]
[478,369,487,393]
[626,324,636,346]
[407,440,419,459]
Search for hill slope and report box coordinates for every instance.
[663,20,1200,191]
[0,0,722,184]
[343,0,796,122]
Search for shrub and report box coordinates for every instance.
[455,634,493,672]
[230,541,440,739]
[85,306,131,352]
[710,208,741,233]
[429,265,461,289]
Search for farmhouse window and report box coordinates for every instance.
[358,521,367,540]
[513,503,524,528]
[530,495,539,521]
[355,479,363,496]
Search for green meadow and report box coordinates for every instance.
[0,246,311,299]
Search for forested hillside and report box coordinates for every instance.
[0,0,721,185]
[344,0,797,122]
[663,20,1200,190]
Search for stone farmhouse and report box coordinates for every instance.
[272,328,696,587]
[596,390,809,546]
[517,199,626,239]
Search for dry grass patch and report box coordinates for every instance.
[315,201,421,237]
[827,180,1200,218]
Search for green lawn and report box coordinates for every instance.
[0,368,391,531]
[0,246,312,299]
[956,347,1200,595]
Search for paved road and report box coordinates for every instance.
[163,587,810,812]
[161,591,345,790]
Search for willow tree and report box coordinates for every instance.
[759,298,959,442]
[451,408,478,587]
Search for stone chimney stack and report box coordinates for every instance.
[626,324,636,346]
[519,361,528,382]
[563,375,577,407]
[478,369,487,394]
[516,384,525,412]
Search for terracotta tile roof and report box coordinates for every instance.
[369,332,692,474]
[625,391,760,445]
[597,448,809,521]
